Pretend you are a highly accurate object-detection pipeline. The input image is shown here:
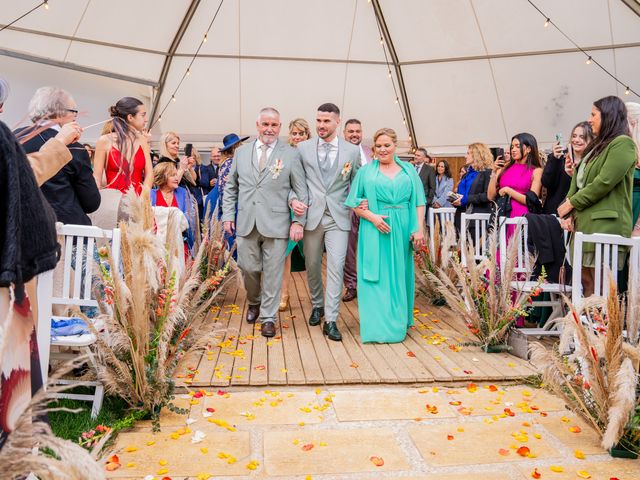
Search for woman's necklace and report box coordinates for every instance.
[160,189,174,205]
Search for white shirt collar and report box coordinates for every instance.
[256,138,276,150]
[319,136,339,148]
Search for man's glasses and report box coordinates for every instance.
[66,108,79,114]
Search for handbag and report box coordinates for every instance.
[495,194,512,218]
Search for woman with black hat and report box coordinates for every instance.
[214,133,248,255]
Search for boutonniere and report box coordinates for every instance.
[341,162,352,180]
[269,158,284,179]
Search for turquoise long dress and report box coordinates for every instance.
[345,158,426,343]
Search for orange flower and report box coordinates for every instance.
[369,456,384,467]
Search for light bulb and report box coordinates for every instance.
[625,86,630,95]
[172,95,176,102]
[394,98,399,104]
[203,33,208,43]
[186,68,191,76]
[585,56,592,65]
[158,116,162,122]
[379,37,383,45]
[44,0,49,10]
[544,18,550,27]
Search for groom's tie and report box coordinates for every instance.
[319,142,333,178]
[258,144,269,171]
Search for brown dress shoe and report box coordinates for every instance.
[261,322,276,338]
[246,304,260,324]
[342,288,357,302]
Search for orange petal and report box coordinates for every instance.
[107,455,119,464]
[406,351,416,357]
[498,448,510,456]
[447,434,454,441]
[516,446,531,457]
[105,462,120,471]
[302,443,314,451]
[531,468,541,478]
[569,425,582,433]
[488,385,498,392]
[369,456,384,467]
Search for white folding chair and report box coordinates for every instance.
[37,224,121,418]
[460,213,491,264]
[428,207,456,256]
[498,217,570,337]
[571,232,640,308]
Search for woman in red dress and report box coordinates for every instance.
[93,97,153,194]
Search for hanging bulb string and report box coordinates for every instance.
[526,0,637,97]
[150,0,225,128]
[0,1,49,33]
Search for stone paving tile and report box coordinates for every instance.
[331,387,456,421]
[404,474,521,480]
[105,425,252,478]
[409,419,561,467]
[537,412,607,455]
[516,458,640,479]
[263,428,409,476]
[444,384,566,417]
[192,389,325,425]
[136,396,191,428]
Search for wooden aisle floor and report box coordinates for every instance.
[174,271,539,388]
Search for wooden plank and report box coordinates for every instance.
[401,327,452,382]
[388,340,434,382]
[293,271,344,384]
[277,288,307,385]
[267,323,288,385]
[230,289,258,386]
[208,287,244,387]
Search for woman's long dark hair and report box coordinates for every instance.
[436,159,452,179]
[583,96,630,161]
[108,97,143,163]
[497,132,541,186]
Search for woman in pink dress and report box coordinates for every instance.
[93,97,153,194]
[488,132,543,222]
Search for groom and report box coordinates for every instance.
[223,107,308,338]
[292,103,361,341]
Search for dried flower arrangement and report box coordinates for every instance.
[414,222,457,304]
[530,281,640,456]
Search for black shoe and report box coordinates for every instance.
[246,304,260,324]
[261,321,276,338]
[342,288,357,302]
[308,307,324,326]
[323,321,342,341]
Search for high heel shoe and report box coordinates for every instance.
[279,294,290,312]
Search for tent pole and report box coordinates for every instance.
[149,0,203,125]
[371,0,417,150]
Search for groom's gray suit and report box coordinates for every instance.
[222,139,308,323]
[297,137,360,324]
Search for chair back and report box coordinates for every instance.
[428,207,456,255]
[571,232,640,306]
[460,213,491,263]
[498,216,530,280]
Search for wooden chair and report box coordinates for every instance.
[460,212,491,264]
[571,232,640,308]
[498,217,570,337]
[37,224,121,418]
[427,207,456,256]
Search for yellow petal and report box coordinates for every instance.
[157,468,169,475]
[577,470,592,479]
[124,446,138,452]
[200,447,208,454]
[550,465,564,472]
[574,449,586,459]
[146,440,156,446]
[125,462,135,468]
[159,459,168,466]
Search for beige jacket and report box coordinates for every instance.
[27,138,72,186]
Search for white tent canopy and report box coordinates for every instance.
[1,0,639,154]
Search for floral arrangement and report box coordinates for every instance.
[269,158,284,179]
[341,161,352,180]
[426,225,541,349]
[89,191,235,429]
[414,222,457,304]
[530,282,640,455]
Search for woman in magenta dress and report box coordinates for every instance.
[488,132,543,226]
[93,97,153,194]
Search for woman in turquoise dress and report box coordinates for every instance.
[345,128,426,343]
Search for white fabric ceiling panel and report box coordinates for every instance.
[0,0,89,37]
[613,46,640,96]
[0,29,70,61]
[176,0,239,55]
[155,57,241,136]
[474,0,612,55]
[379,0,486,62]
[491,50,618,148]
[64,42,164,82]
[74,0,188,52]
[609,0,640,43]
[403,60,506,150]
[1,55,150,141]
[339,0,388,63]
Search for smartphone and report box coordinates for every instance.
[184,143,193,157]
[555,133,564,146]
[567,144,574,164]
[496,147,504,159]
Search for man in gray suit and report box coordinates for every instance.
[414,147,436,220]
[292,103,361,341]
[222,107,308,338]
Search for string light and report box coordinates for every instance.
[186,68,191,76]
[379,37,384,45]
[0,1,50,33]
[44,0,49,9]
[203,33,208,43]
[171,95,176,102]
[526,0,637,98]
[395,98,399,104]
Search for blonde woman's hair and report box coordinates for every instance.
[288,118,312,145]
[100,119,114,135]
[372,127,397,146]
[160,131,180,159]
[153,161,177,187]
[192,148,202,165]
[627,102,640,151]
[467,142,493,170]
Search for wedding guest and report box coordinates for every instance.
[93,97,153,194]
[542,122,593,214]
[18,87,100,226]
[626,102,640,237]
[345,128,425,343]
[279,118,311,311]
[432,159,454,208]
[342,118,374,302]
[158,131,196,187]
[558,97,637,296]
[414,147,436,218]
[192,148,213,219]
